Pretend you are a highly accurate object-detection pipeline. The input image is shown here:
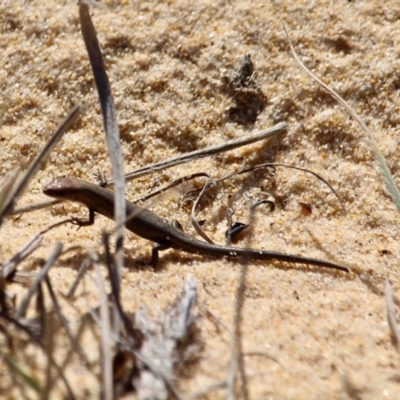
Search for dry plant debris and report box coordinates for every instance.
[222,54,267,126]
[132,276,200,400]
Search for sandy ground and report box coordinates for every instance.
[1,0,400,398]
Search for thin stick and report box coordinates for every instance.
[185,162,345,216]
[104,122,288,186]
[0,235,42,279]
[13,124,287,215]
[66,259,91,299]
[17,243,63,318]
[133,172,209,204]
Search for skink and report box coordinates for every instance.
[43,177,349,272]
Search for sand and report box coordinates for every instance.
[1,1,400,398]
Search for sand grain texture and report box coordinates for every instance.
[1,1,400,399]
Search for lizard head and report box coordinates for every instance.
[43,177,86,201]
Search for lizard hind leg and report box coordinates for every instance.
[151,243,172,267]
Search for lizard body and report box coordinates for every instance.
[43,177,348,272]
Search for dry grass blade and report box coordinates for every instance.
[384,280,400,348]
[59,314,93,374]
[0,104,82,224]
[0,313,76,399]
[79,1,126,286]
[107,122,288,185]
[17,243,63,319]
[227,207,254,400]
[184,162,345,215]
[36,282,46,342]
[267,163,345,213]
[217,162,346,214]
[66,258,90,299]
[1,351,42,395]
[12,199,62,216]
[90,248,114,400]
[191,176,214,244]
[102,232,141,345]
[45,276,89,365]
[0,278,8,315]
[0,235,41,280]
[38,286,54,399]
[102,234,124,317]
[133,172,209,204]
[196,299,230,333]
[283,23,400,215]
[0,169,19,215]
[1,218,74,280]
